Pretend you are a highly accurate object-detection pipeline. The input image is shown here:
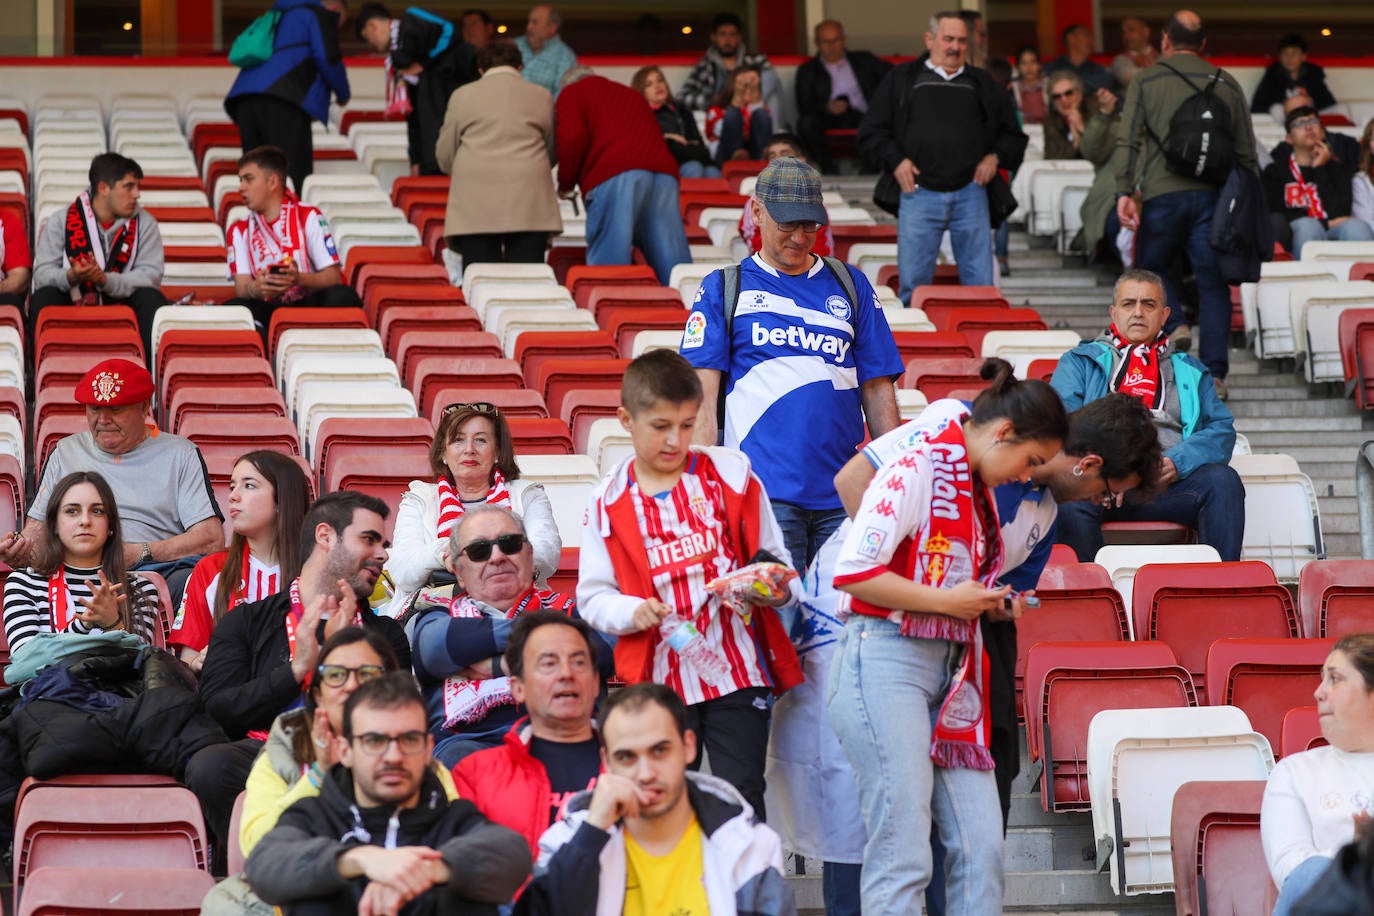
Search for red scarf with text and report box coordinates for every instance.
[435,470,512,540]
[64,190,137,305]
[1287,154,1327,220]
[1108,323,1168,409]
[47,570,76,631]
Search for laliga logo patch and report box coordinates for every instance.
[682,311,707,350]
[92,371,124,403]
[857,526,885,560]
[825,294,851,321]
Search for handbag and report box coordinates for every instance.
[873,171,900,217]
[987,172,1017,229]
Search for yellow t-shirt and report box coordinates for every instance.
[623,817,711,916]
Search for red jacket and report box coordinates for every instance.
[555,74,679,196]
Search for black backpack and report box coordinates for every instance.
[1151,62,1235,185]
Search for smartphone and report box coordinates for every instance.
[269,264,289,275]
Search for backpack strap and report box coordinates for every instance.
[715,264,742,442]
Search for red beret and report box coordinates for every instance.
[74,359,155,407]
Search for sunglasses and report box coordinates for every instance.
[351,730,428,756]
[775,220,824,234]
[316,664,387,688]
[1050,90,1079,100]
[459,532,527,562]
[442,401,500,418]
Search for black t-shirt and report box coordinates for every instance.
[1262,153,1358,225]
[529,736,601,826]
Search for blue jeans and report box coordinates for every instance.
[1290,216,1374,259]
[679,160,723,179]
[897,182,993,305]
[770,500,847,572]
[827,616,1005,915]
[1135,189,1229,378]
[584,169,692,285]
[1273,855,1332,916]
[1054,461,1245,562]
[715,106,774,165]
[824,861,863,916]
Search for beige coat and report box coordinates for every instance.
[436,66,563,236]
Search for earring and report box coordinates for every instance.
[1071,465,1084,478]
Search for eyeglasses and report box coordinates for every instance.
[351,731,429,756]
[459,532,527,562]
[316,664,387,688]
[1289,116,1321,131]
[1050,89,1079,100]
[442,401,500,418]
[1098,477,1122,509]
[775,220,823,234]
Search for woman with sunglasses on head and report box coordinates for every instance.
[384,402,559,616]
[171,451,311,673]
[3,471,159,656]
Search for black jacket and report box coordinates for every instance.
[859,60,1027,191]
[1250,60,1337,114]
[794,51,892,119]
[653,103,714,168]
[246,763,530,914]
[1210,165,1274,285]
[394,9,478,174]
[199,590,410,739]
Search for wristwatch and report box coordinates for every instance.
[139,542,153,564]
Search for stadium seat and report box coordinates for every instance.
[899,357,989,400]
[513,331,619,386]
[518,454,601,548]
[342,244,432,288]
[35,414,85,475]
[155,329,265,387]
[1086,705,1272,896]
[891,331,976,365]
[267,308,371,360]
[1252,261,1339,360]
[16,866,215,915]
[34,305,138,344]
[160,356,275,425]
[1025,640,1192,812]
[1280,706,1326,757]
[600,305,691,357]
[1132,561,1299,691]
[149,305,256,365]
[395,331,504,389]
[0,453,23,534]
[679,192,748,227]
[363,279,463,330]
[135,570,174,648]
[1231,453,1324,582]
[566,264,660,309]
[1205,638,1332,754]
[1099,521,1198,547]
[1045,543,1077,568]
[298,386,419,458]
[506,417,575,455]
[1093,544,1222,627]
[536,358,631,419]
[285,356,401,418]
[427,389,549,425]
[560,389,624,454]
[668,262,731,306]
[721,159,766,191]
[1288,281,1374,383]
[910,285,1009,325]
[378,304,482,356]
[547,546,580,595]
[168,386,287,436]
[1298,558,1374,638]
[587,286,686,325]
[546,244,588,285]
[1338,307,1374,406]
[178,415,302,458]
[227,790,247,876]
[411,357,527,418]
[313,417,435,492]
[941,307,1048,352]
[323,452,432,538]
[461,262,557,303]
[980,329,1082,378]
[1169,779,1269,916]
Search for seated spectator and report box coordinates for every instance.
[676,12,783,118]
[355,3,478,177]
[555,66,691,285]
[1011,45,1049,124]
[188,491,409,872]
[1043,71,1099,160]
[1078,87,1126,263]
[29,152,167,356]
[1051,268,1244,560]
[385,402,558,611]
[1048,24,1116,94]
[1267,90,1361,170]
[1111,17,1158,88]
[224,146,361,338]
[436,41,562,267]
[706,66,774,166]
[0,203,31,308]
[1354,119,1374,235]
[245,672,530,913]
[461,8,495,49]
[412,507,608,766]
[794,20,891,174]
[170,451,311,674]
[515,683,795,916]
[0,359,222,603]
[632,65,721,179]
[1263,105,1374,257]
[516,4,577,97]
[200,626,431,914]
[738,136,834,257]
[1262,634,1374,916]
[452,609,605,861]
[2,471,160,656]
[1251,33,1337,116]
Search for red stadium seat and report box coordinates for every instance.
[940,306,1047,352]
[892,331,976,365]
[680,192,749,226]
[565,265,659,309]
[135,570,174,648]
[167,386,287,436]
[412,357,527,418]
[390,174,450,207]
[178,415,302,458]
[587,286,685,323]
[34,305,139,343]
[356,263,451,307]
[599,305,690,357]
[899,357,989,400]
[227,790,248,876]
[548,547,580,595]
[314,417,435,493]
[32,385,79,450]
[160,357,275,426]
[1045,543,1077,568]
[343,244,432,287]
[426,388,549,425]
[516,331,620,388]
[561,389,624,454]
[1025,358,1058,382]
[0,384,23,441]
[1298,559,1374,638]
[1356,319,1374,410]
[1036,561,1112,590]
[0,190,30,240]
[1338,308,1374,399]
[267,307,369,359]
[16,866,215,915]
[13,774,182,823]
[0,304,22,343]
[363,275,460,329]
[1351,262,1374,282]
[378,304,482,356]
[36,356,128,395]
[536,358,631,419]
[35,415,85,476]
[394,330,503,389]
[829,224,898,262]
[506,417,575,455]
[156,329,265,387]
[722,159,767,191]
[1280,706,1326,757]
[546,245,588,285]
[0,454,23,536]
[190,122,240,166]
[323,453,433,538]
[1132,562,1299,691]
[160,284,237,306]
[1205,638,1332,754]
[1170,780,1269,916]
[35,326,142,366]
[1025,641,1194,812]
[910,286,1010,328]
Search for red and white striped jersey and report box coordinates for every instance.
[170,551,282,653]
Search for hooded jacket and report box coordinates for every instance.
[515,771,796,916]
[245,762,530,913]
[225,0,350,125]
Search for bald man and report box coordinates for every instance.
[516,4,577,95]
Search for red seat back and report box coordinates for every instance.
[910,286,1009,326]
[891,331,976,364]
[1169,780,1268,916]
[324,453,433,538]
[363,277,462,330]
[600,305,691,356]
[411,357,527,418]
[228,790,248,876]
[1036,561,1112,590]
[561,389,623,454]
[1205,638,1332,754]
[1015,572,1129,720]
[315,417,435,494]
[565,265,659,309]
[515,331,620,388]
[167,386,287,435]
[17,865,215,915]
[1298,559,1374,638]
[1357,321,1374,410]
[156,330,265,387]
[1337,307,1374,389]
[506,417,575,455]
[829,224,897,262]
[0,453,22,536]
[394,330,504,389]
[536,358,631,419]
[900,356,988,399]
[1281,706,1327,757]
[587,286,685,323]
[426,388,549,425]
[940,306,1048,351]
[378,303,482,356]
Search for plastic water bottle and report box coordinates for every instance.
[660,613,733,688]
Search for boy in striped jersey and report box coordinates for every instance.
[577,350,802,820]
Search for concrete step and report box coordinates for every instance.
[1241,430,1372,448]
[1235,415,1365,432]
[1005,869,1175,911]
[1000,275,1101,290]
[1269,445,1369,464]
[1228,399,1361,417]
[1289,460,1357,481]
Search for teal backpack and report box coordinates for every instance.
[229,10,281,69]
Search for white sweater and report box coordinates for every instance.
[1261,744,1374,886]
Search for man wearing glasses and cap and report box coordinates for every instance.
[682,156,903,574]
[410,505,613,767]
[246,672,531,914]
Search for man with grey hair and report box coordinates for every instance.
[1049,267,1243,562]
[409,506,608,766]
[516,4,576,95]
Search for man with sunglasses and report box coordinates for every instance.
[411,506,612,767]
[247,672,530,914]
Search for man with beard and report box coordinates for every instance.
[188,491,409,872]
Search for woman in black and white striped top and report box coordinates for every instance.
[3,471,159,654]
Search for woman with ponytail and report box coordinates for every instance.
[827,359,1068,914]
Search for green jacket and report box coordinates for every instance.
[1080,109,1123,253]
[1115,52,1256,201]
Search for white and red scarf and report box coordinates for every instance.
[435,470,512,540]
[245,191,313,303]
[64,190,137,305]
[383,20,415,117]
[47,569,78,631]
[1107,323,1168,409]
[0,224,6,283]
[1286,154,1328,221]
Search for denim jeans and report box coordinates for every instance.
[897,182,993,305]
[679,160,723,179]
[1135,189,1230,378]
[770,500,847,572]
[1273,855,1332,916]
[1289,216,1374,259]
[1054,461,1245,562]
[715,106,774,165]
[827,616,1006,915]
[584,169,692,285]
[824,861,863,916]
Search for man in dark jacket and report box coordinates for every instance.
[858,11,1027,304]
[794,20,890,174]
[1262,104,1374,257]
[187,490,409,872]
[225,0,351,195]
[246,672,531,914]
